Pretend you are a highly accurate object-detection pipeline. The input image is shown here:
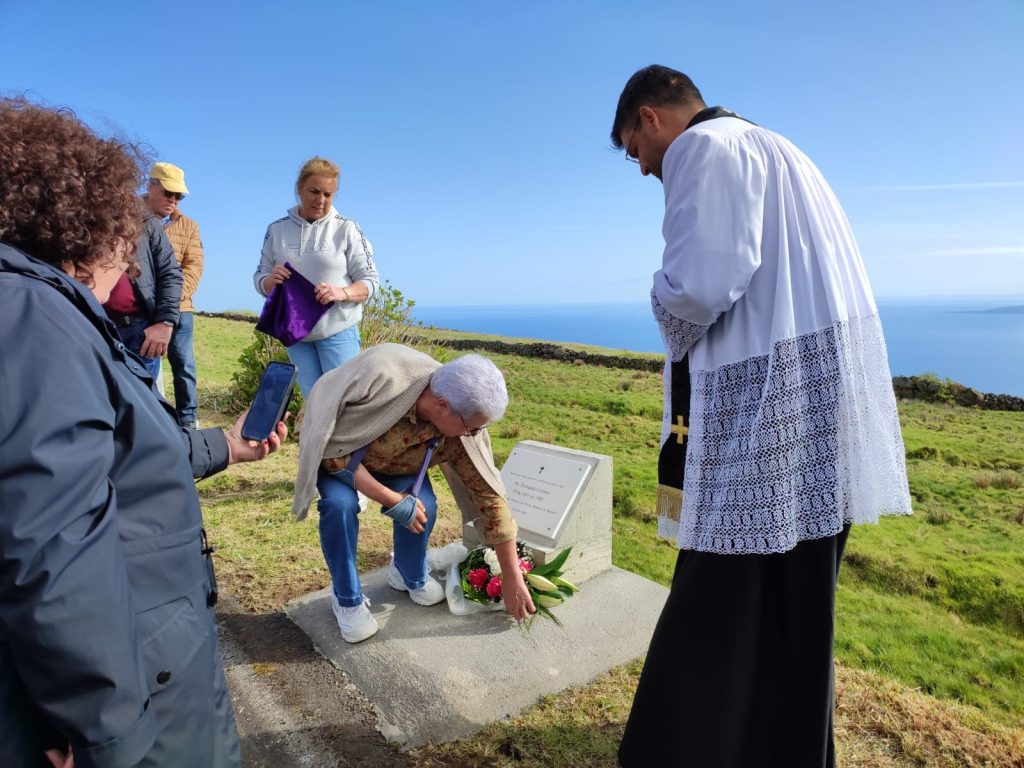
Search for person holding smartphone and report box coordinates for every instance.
[0,98,287,768]
[292,344,535,644]
[253,156,379,397]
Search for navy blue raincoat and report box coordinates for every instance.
[0,243,240,767]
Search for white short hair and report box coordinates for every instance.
[429,354,508,422]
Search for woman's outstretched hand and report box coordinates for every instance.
[225,409,288,465]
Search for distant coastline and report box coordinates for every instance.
[958,306,1024,315]
[196,309,1023,403]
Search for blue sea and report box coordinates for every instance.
[412,298,1024,397]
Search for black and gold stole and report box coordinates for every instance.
[656,356,691,525]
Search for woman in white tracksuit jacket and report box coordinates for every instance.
[254,156,380,396]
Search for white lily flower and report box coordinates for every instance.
[536,593,564,608]
[525,573,559,592]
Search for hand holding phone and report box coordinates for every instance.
[225,410,288,465]
[240,362,297,442]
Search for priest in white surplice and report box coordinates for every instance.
[611,65,912,768]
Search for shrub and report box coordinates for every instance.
[918,371,957,405]
[359,279,421,348]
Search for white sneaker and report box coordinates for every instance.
[388,559,445,606]
[330,594,378,643]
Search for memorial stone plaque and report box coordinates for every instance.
[502,445,593,550]
[463,441,613,582]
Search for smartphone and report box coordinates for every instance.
[240,361,297,441]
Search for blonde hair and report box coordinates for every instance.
[295,156,340,194]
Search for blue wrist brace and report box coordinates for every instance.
[382,495,418,527]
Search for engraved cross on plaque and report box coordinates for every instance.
[670,414,689,444]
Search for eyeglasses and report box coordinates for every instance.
[151,182,184,201]
[459,414,486,437]
[625,113,642,165]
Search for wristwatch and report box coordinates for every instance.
[162,321,175,327]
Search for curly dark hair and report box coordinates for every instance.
[0,97,146,285]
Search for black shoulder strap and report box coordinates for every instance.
[686,106,756,129]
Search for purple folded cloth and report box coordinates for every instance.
[255,262,330,346]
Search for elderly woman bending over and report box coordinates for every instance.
[254,156,379,396]
[293,344,535,643]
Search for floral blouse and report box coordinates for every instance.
[322,406,515,544]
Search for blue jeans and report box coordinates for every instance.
[286,325,362,397]
[114,317,163,379]
[316,469,438,607]
[168,311,198,426]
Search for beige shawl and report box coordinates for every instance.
[292,344,509,534]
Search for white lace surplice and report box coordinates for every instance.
[654,118,912,555]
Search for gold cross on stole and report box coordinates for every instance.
[671,414,688,444]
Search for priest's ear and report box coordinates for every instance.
[638,105,660,129]
[639,104,692,142]
[639,104,678,133]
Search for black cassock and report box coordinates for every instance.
[619,358,850,768]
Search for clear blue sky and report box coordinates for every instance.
[3,1,1021,310]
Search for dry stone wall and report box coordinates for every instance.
[198,314,1023,411]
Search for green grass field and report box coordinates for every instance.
[175,317,1024,767]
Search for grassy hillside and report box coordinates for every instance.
[173,317,1024,767]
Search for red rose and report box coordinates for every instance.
[518,558,533,573]
[467,568,489,590]
[486,576,503,599]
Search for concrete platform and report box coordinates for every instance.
[285,565,668,749]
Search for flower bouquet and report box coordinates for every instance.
[459,541,579,625]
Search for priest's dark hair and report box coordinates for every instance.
[610,65,706,149]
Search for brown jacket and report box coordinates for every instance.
[165,211,204,311]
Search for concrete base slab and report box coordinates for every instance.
[285,566,668,750]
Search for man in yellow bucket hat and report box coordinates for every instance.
[145,162,205,428]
